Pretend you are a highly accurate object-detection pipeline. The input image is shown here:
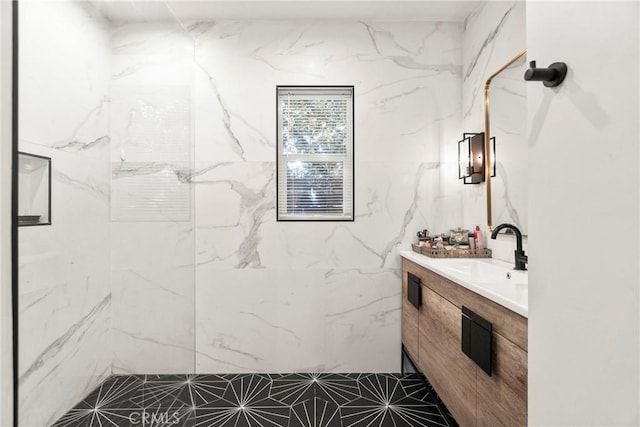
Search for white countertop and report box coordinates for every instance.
[401,250,528,318]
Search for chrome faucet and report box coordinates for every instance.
[491,223,528,271]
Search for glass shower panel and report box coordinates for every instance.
[17,1,195,425]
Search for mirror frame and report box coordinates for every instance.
[483,49,527,233]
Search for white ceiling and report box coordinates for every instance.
[94,0,482,23]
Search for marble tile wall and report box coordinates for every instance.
[109,20,196,374]
[15,1,533,421]
[192,19,461,373]
[18,9,465,419]
[453,0,528,261]
[17,1,112,425]
[110,19,462,374]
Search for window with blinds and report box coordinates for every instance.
[276,86,354,221]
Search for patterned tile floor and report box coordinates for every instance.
[52,373,458,427]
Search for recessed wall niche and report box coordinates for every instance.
[18,152,51,226]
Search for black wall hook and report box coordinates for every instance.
[524,60,568,87]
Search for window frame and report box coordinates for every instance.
[276,85,355,222]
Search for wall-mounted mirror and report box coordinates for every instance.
[18,152,51,226]
[484,50,528,234]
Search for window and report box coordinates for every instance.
[276,86,354,221]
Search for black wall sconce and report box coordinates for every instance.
[458,133,495,184]
[524,60,568,87]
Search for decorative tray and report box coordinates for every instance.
[411,243,492,258]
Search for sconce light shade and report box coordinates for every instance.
[458,133,496,184]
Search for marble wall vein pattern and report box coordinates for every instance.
[19,1,113,425]
[451,0,528,239]
[18,6,466,421]
[17,1,548,422]
[110,18,462,375]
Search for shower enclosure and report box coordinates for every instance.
[18,3,194,423]
[15,1,462,424]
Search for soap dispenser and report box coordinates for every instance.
[474,225,485,250]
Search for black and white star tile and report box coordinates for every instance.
[52,373,458,427]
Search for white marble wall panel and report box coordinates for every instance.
[192,159,439,272]
[110,17,462,375]
[110,21,197,375]
[18,288,110,426]
[110,221,195,374]
[111,21,194,86]
[18,1,112,425]
[111,222,194,272]
[193,161,275,270]
[111,268,194,374]
[195,267,401,373]
[194,268,326,373]
[187,20,461,372]
[191,21,461,164]
[453,0,527,262]
[321,268,401,372]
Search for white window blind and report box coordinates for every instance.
[277,86,354,221]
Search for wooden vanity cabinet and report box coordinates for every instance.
[401,258,528,427]
[476,332,527,427]
[420,285,477,426]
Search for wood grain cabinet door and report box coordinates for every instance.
[476,332,528,427]
[402,258,527,427]
[401,268,420,361]
[419,286,477,427]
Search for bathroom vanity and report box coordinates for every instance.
[401,251,528,427]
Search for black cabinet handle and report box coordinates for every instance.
[407,273,421,310]
[461,306,493,376]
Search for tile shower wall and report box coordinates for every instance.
[191,20,461,373]
[110,20,462,373]
[18,1,112,425]
[110,21,196,374]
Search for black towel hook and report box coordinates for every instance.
[524,60,568,87]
